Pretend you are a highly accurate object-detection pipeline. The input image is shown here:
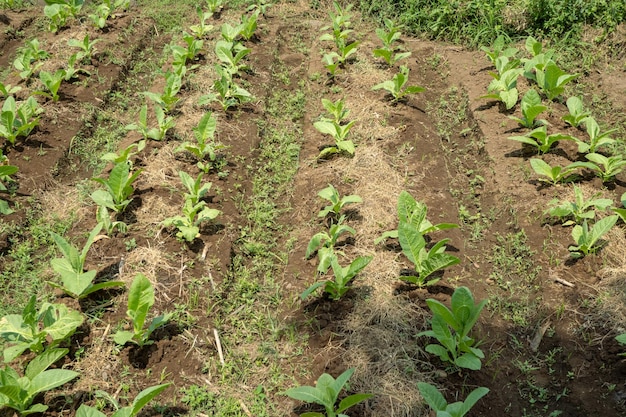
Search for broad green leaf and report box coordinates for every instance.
[417,382,447,411]
[425,299,459,330]
[398,221,425,266]
[130,383,171,417]
[76,405,107,417]
[42,306,83,341]
[113,330,134,346]
[127,274,154,333]
[25,348,68,379]
[300,281,326,300]
[460,387,489,414]
[29,369,78,395]
[336,393,373,413]
[588,215,618,247]
[455,352,481,370]
[285,386,327,407]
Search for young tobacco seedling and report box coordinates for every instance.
[481,56,523,109]
[64,53,91,81]
[521,36,555,81]
[372,65,424,104]
[49,223,124,298]
[113,274,172,347]
[162,171,221,242]
[143,70,183,114]
[545,185,612,226]
[76,383,171,417]
[199,64,254,111]
[419,286,486,370]
[189,7,214,39]
[508,125,574,154]
[0,348,78,415]
[240,10,259,41]
[205,0,224,14]
[101,139,146,167]
[285,368,372,417]
[320,1,358,64]
[306,215,355,274]
[317,184,362,220]
[35,69,66,102]
[215,40,251,75]
[417,382,489,417]
[44,3,71,32]
[372,18,411,66]
[322,52,340,78]
[68,34,101,63]
[96,205,127,236]
[568,215,618,258]
[0,96,43,146]
[0,162,18,215]
[535,61,578,101]
[562,96,591,128]
[301,255,372,301]
[247,0,272,16]
[321,98,349,124]
[573,116,617,153]
[314,119,356,159]
[375,190,458,245]
[220,21,244,42]
[507,89,547,128]
[0,295,84,362]
[584,153,626,183]
[612,192,626,223]
[88,3,110,29]
[13,49,43,81]
[480,34,517,65]
[529,158,593,185]
[91,161,142,213]
[0,82,21,98]
[398,222,460,287]
[176,112,227,174]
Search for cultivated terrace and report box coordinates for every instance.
[0,0,625,416]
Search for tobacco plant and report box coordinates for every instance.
[240,10,259,41]
[545,185,612,226]
[0,82,21,98]
[320,1,358,65]
[101,139,146,167]
[529,158,593,185]
[88,3,111,29]
[96,205,127,236]
[205,0,224,14]
[508,125,574,154]
[372,18,411,66]
[199,64,254,111]
[301,255,372,301]
[215,40,250,75]
[507,89,547,128]
[317,184,361,220]
[143,70,183,113]
[417,382,489,417]
[0,96,43,146]
[0,295,83,362]
[562,96,591,128]
[306,215,355,274]
[535,61,578,101]
[177,113,226,174]
[76,383,171,417]
[372,65,424,104]
[584,153,626,183]
[285,368,372,417]
[36,70,66,102]
[568,215,619,258]
[189,7,214,39]
[480,34,517,65]
[91,161,142,213]
[221,21,244,43]
[320,98,349,124]
[162,171,221,242]
[64,53,90,81]
[49,223,124,298]
[13,50,44,81]
[113,274,172,347]
[44,3,71,32]
[314,119,355,159]
[481,55,523,109]
[572,116,617,153]
[322,52,340,78]
[419,286,486,370]
[0,348,79,415]
[126,104,174,141]
[0,161,18,214]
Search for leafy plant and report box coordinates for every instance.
[44,0,83,17]
[285,368,372,417]
[372,18,411,66]
[215,40,250,75]
[0,296,83,362]
[189,7,214,39]
[316,184,361,219]
[76,383,171,417]
[49,223,124,298]
[508,125,574,154]
[0,82,21,99]
[113,274,172,347]
[301,255,372,301]
[418,286,486,370]
[612,192,626,223]
[568,215,619,258]
[68,35,100,63]
[13,50,44,81]
[306,215,355,274]
[35,70,66,102]
[397,222,460,287]
[143,70,183,114]
[22,39,49,61]
[205,0,223,14]
[584,153,626,182]
[240,10,259,41]
[562,96,591,128]
[481,57,524,109]
[535,61,578,101]
[507,89,547,128]
[175,112,226,174]
[521,36,555,81]
[572,116,617,153]
[101,139,146,167]
[0,96,43,146]
[247,0,272,16]
[313,119,356,159]
[64,53,90,81]
[90,161,142,213]
[372,65,425,103]
[199,64,254,111]
[545,185,612,226]
[0,161,18,214]
[320,1,358,64]
[529,158,593,185]
[320,98,349,124]
[480,34,517,65]
[44,3,71,32]
[375,191,458,245]
[322,52,340,78]
[162,171,221,242]
[220,22,244,42]
[96,205,127,236]
[0,348,79,415]
[417,382,489,417]
[88,3,111,29]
